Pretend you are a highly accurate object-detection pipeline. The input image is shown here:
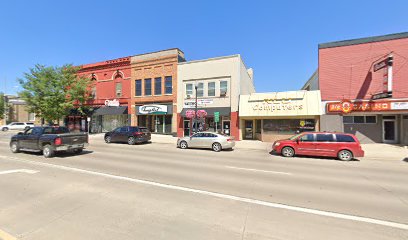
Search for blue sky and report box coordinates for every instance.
[0,0,407,94]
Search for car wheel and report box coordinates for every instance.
[10,141,20,153]
[105,136,111,143]
[180,141,188,149]
[338,150,353,161]
[43,145,55,158]
[2,127,9,132]
[212,142,222,152]
[281,147,295,157]
[128,137,136,145]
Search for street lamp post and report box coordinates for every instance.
[194,84,198,134]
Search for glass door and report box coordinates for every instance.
[184,119,190,136]
[244,120,254,139]
[383,118,397,143]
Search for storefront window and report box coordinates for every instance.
[255,120,261,133]
[263,119,315,134]
[102,115,129,132]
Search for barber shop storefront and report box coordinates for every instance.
[239,91,322,142]
[136,103,173,134]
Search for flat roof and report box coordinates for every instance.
[319,32,408,49]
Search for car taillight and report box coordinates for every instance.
[55,137,62,145]
[227,138,233,142]
[133,132,143,136]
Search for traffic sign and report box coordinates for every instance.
[214,112,220,122]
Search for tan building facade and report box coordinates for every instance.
[239,90,322,142]
[130,49,185,135]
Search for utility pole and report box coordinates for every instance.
[195,84,198,134]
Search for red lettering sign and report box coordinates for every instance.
[327,101,391,113]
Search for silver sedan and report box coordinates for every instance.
[177,132,235,152]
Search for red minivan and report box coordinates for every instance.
[272,132,364,161]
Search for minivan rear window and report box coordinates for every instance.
[335,134,356,142]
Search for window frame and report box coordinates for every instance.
[115,82,122,98]
[220,81,228,96]
[208,82,215,97]
[165,76,172,95]
[186,83,193,97]
[343,115,377,124]
[316,134,335,142]
[154,77,162,95]
[144,78,151,96]
[196,82,204,98]
[135,79,142,97]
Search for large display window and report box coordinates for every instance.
[263,119,315,134]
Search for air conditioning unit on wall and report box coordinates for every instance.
[187,94,192,99]
[220,91,227,97]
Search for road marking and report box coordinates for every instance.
[0,228,18,240]
[0,169,38,175]
[0,155,408,231]
[225,166,292,175]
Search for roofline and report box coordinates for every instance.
[131,48,184,57]
[301,69,318,90]
[319,32,408,49]
[178,54,240,65]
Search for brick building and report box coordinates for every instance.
[316,32,408,144]
[130,49,185,135]
[76,57,132,133]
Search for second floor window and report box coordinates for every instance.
[208,82,215,96]
[186,83,193,97]
[115,83,122,97]
[135,80,142,96]
[155,77,162,95]
[220,81,228,96]
[197,83,204,97]
[144,78,152,96]
[165,76,172,94]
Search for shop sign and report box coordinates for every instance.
[391,102,408,110]
[327,101,391,113]
[105,99,120,107]
[139,105,168,114]
[373,59,388,72]
[184,99,214,108]
[251,100,304,112]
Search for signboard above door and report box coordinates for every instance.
[138,105,168,115]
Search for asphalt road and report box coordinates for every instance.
[0,131,407,240]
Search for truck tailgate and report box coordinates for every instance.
[57,133,88,145]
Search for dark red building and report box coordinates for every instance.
[318,32,408,144]
[67,57,132,133]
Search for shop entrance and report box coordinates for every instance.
[223,120,231,136]
[383,117,397,143]
[244,120,254,139]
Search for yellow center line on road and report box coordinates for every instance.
[0,228,18,240]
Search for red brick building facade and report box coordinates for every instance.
[318,32,408,144]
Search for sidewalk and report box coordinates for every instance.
[89,133,268,150]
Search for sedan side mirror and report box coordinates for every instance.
[296,139,300,143]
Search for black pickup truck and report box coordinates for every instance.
[10,126,89,158]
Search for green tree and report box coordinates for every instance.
[0,92,5,120]
[18,64,92,124]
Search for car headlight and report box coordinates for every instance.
[274,142,281,146]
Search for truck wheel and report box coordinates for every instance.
[74,148,83,154]
[10,141,20,153]
[43,145,55,158]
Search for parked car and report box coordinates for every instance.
[104,126,151,145]
[1,122,34,131]
[177,132,235,152]
[272,132,364,161]
[10,126,89,158]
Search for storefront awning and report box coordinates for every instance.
[180,107,231,117]
[93,106,128,116]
